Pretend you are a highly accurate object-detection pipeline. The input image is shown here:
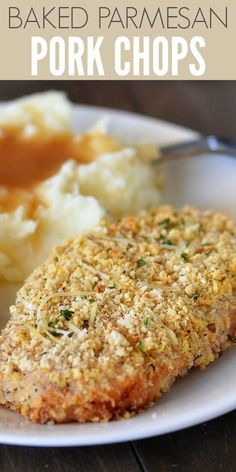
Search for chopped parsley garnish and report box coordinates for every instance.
[144,318,151,328]
[161,239,176,246]
[89,298,96,303]
[198,223,204,232]
[155,234,165,241]
[137,258,147,267]
[92,281,98,289]
[181,252,189,261]
[190,293,199,301]
[159,218,171,229]
[48,320,59,328]
[108,283,116,289]
[138,340,144,351]
[181,217,185,225]
[50,330,61,337]
[202,243,211,247]
[60,309,74,321]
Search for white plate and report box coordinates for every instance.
[0,104,235,447]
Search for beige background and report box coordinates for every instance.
[0,0,234,79]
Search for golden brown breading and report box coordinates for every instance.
[0,205,235,423]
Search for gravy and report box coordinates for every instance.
[0,128,119,189]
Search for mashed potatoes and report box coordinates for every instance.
[0,91,71,135]
[0,92,162,282]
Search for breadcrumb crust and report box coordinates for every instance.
[0,205,235,423]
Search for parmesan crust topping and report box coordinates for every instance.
[0,205,235,423]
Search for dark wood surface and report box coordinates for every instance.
[0,81,235,471]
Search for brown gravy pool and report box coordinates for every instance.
[0,128,119,189]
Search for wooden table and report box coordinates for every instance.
[0,81,235,472]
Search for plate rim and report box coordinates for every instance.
[74,102,198,139]
[0,398,235,448]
